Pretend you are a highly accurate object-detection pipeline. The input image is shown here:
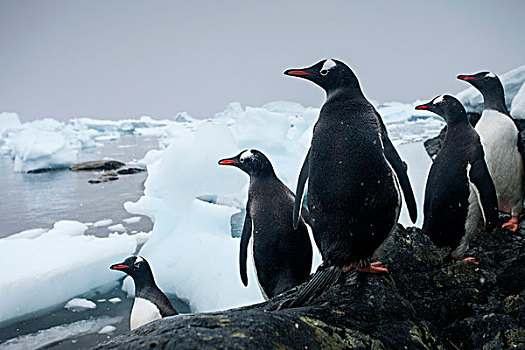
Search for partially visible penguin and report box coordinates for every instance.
[458,71,524,231]
[218,149,313,299]
[416,95,499,262]
[283,59,418,307]
[110,256,177,330]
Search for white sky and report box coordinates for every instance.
[1,0,524,122]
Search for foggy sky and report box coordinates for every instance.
[1,0,524,122]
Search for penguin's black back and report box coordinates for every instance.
[423,124,484,250]
[307,94,399,267]
[135,283,177,318]
[248,175,313,298]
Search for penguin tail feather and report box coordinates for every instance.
[284,265,344,309]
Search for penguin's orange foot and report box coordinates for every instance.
[356,263,389,274]
[342,265,355,273]
[455,257,479,265]
[502,216,519,232]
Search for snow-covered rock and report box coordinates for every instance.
[108,224,126,232]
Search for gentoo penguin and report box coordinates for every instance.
[110,256,177,330]
[218,149,313,299]
[416,95,499,262]
[457,71,524,231]
[283,59,417,307]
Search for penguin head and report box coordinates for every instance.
[110,256,155,283]
[218,149,275,177]
[284,59,360,93]
[457,71,504,99]
[415,94,467,125]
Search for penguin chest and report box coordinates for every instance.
[475,110,524,213]
[130,297,162,330]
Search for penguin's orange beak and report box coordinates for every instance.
[457,74,477,81]
[218,157,239,166]
[415,104,431,110]
[110,264,130,270]
[284,70,314,76]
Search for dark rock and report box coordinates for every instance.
[88,172,119,184]
[93,223,525,350]
[70,160,125,171]
[26,167,68,174]
[116,167,146,175]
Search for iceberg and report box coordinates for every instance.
[510,81,525,119]
[0,220,138,324]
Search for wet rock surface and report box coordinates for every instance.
[70,160,126,171]
[94,220,525,350]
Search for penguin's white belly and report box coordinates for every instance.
[249,234,269,300]
[476,110,524,215]
[130,297,162,330]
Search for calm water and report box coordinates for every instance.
[0,135,158,237]
[0,135,192,349]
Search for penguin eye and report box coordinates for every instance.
[134,261,140,268]
[320,70,328,76]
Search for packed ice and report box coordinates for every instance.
[0,316,122,350]
[0,220,138,323]
[64,298,97,312]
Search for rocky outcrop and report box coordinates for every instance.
[93,220,525,350]
[70,160,125,171]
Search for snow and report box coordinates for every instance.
[64,298,96,311]
[457,65,525,114]
[510,82,525,119]
[93,219,113,227]
[108,224,127,232]
[108,297,122,304]
[123,216,142,224]
[0,316,122,350]
[98,325,117,334]
[0,220,138,324]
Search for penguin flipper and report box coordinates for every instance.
[285,265,343,308]
[293,149,310,229]
[517,131,525,197]
[469,159,499,231]
[239,212,252,286]
[377,115,418,223]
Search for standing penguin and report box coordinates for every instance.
[416,95,499,262]
[283,59,417,307]
[110,256,177,330]
[218,149,313,299]
[458,72,524,231]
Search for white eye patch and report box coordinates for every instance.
[485,72,496,78]
[320,59,336,74]
[240,150,254,162]
[135,256,144,265]
[433,95,445,104]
